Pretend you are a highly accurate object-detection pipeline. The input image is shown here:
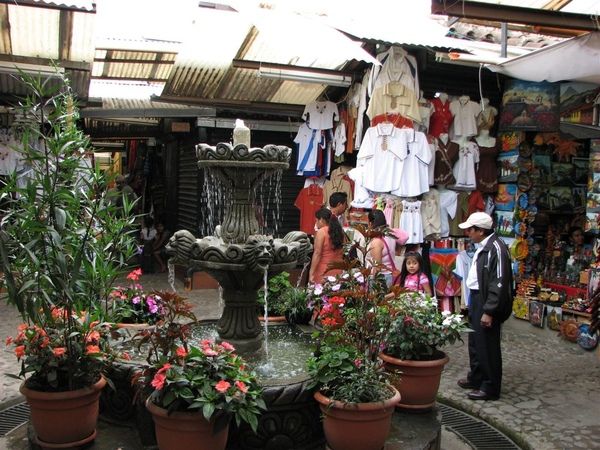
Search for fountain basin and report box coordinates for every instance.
[103,321,324,450]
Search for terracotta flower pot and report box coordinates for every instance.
[20,376,106,449]
[313,385,400,450]
[379,350,450,411]
[146,399,229,450]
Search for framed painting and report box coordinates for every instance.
[546,306,562,331]
[533,155,552,184]
[551,163,573,186]
[497,151,519,182]
[499,80,560,132]
[494,210,515,238]
[572,157,589,185]
[529,301,545,328]
[572,186,586,212]
[548,186,572,211]
[495,184,517,211]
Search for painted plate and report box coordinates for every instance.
[577,324,599,351]
[518,193,528,209]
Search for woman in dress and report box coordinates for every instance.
[309,208,346,284]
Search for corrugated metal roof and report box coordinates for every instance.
[0,0,597,120]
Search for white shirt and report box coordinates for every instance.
[466,234,493,290]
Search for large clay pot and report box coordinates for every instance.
[146,399,229,450]
[313,385,400,450]
[20,376,106,449]
[379,350,450,411]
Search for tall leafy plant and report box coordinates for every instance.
[0,71,138,391]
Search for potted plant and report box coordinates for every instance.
[0,72,138,447]
[379,291,471,411]
[132,291,266,450]
[276,285,314,324]
[108,269,166,326]
[257,271,292,319]
[306,229,401,450]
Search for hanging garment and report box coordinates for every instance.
[294,184,324,235]
[357,123,408,193]
[429,248,461,298]
[322,166,353,207]
[390,129,432,197]
[453,248,475,309]
[421,188,441,241]
[302,101,339,131]
[449,96,480,137]
[347,166,374,209]
[400,199,423,244]
[429,96,454,139]
[434,137,459,185]
[333,122,347,157]
[438,189,458,238]
[474,138,500,193]
[451,141,479,190]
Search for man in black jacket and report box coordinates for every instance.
[457,212,513,401]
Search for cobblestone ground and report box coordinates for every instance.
[439,317,600,450]
[2,271,599,450]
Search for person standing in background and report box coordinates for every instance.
[457,212,513,401]
[328,192,349,227]
[309,207,346,284]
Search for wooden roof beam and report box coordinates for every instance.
[431,0,600,31]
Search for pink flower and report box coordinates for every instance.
[176,347,188,357]
[126,269,142,281]
[151,373,166,389]
[220,341,235,351]
[53,347,67,357]
[203,347,218,356]
[132,296,141,305]
[215,380,231,393]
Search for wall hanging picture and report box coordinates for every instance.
[494,210,515,238]
[529,300,545,328]
[495,183,517,211]
[560,82,600,125]
[499,80,560,132]
[586,139,600,234]
[572,157,589,185]
[497,151,519,182]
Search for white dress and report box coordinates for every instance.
[452,141,479,190]
[400,200,423,244]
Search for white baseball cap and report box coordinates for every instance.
[458,212,493,230]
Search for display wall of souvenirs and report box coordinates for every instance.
[292,46,600,341]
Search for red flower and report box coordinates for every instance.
[157,363,171,374]
[126,269,142,281]
[86,345,101,354]
[151,373,166,389]
[234,380,248,393]
[176,347,188,357]
[86,331,100,342]
[215,380,230,393]
[53,347,67,357]
[14,345,25,359]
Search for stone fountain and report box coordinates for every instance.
[100,141,442,450]
[165,142,311,351]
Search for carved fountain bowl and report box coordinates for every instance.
[196,142,291,170]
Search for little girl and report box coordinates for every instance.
[399,251,433,296]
